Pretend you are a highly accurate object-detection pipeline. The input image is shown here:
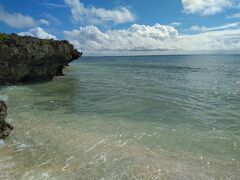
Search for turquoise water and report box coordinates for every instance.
[0,55,240,179]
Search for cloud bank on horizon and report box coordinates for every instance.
[0,0,240,55]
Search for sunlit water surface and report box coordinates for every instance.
[0,55,240,179]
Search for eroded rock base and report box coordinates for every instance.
[0,100,13,138]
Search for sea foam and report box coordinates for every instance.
[0,94,8,101]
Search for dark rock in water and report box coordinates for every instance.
[0,100,13,139]
[0,33,82,84]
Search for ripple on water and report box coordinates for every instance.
[1,55,240,179]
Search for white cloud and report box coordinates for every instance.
[64,23,240,55]
[189,22,240,32]
[179,30,240,52]
[64,0,135,25]
[42,13,62,25]
[18,27,57,40]
[181,0,232,15]
[171,22,182,27]
[227,13,240,19]
[0,5,35,28]
[64,24,178,52]
[0,5,49,28]
[39,19,50,26]
[43,2,67,9]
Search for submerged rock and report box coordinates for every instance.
[0,33,82,84]
[0,100,13,138]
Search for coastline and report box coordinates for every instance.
[0,56,239,179]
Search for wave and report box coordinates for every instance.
[0,94,8,101]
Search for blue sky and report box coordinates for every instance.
[0,0,240,55]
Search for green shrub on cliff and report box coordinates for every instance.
[41,39,51,45]
[0,33,9,41]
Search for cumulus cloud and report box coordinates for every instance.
[64,23,240,55]
[64,24,178,52]
[189,22,240,32]
[64,0,135,25]
[18,27,57,40]
[181,0,232,15]
[0,5,49,28]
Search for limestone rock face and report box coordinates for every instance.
[0,100,13,139]
[0,33,82,84]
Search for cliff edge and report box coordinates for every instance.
[0,33,82,84]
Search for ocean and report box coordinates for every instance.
[0,55,239,179]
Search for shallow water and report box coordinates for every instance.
[0,55,240,179]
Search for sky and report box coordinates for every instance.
[0,0,240,55]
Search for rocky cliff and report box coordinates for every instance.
[0,100,13,139]
[0,33,82,84]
